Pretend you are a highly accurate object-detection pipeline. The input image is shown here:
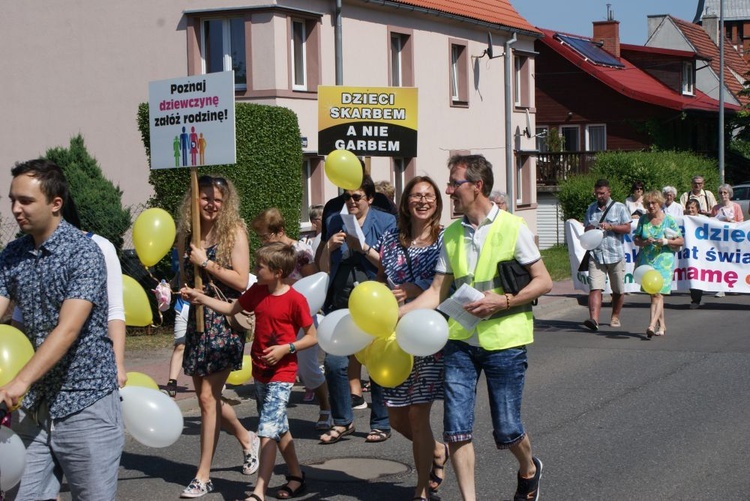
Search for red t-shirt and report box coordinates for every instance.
[238,284,313,383]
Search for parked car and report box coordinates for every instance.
[731,183,750,221]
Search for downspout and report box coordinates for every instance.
[504,33,517,213]
[335,0,343,85]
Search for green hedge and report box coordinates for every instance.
[44,135,131,252]
[137,102,303,259]
[558,150,718,221]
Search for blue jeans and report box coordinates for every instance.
[443,340,528,449]
[13,390,123,501]
[324,353,390,431]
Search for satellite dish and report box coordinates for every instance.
[487,32,494,59]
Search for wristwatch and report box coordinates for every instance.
[200,259,210,268]
[289,343,297,354]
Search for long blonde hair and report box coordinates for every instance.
[177,175,247,267]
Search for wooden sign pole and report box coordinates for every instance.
[190,168,205,333]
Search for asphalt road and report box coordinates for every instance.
[43,290,750,500]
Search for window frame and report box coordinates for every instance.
[513,52,532,108]
[682,61,695,96]
[200,17,247,91]
[291,18,308,91]
[449,39,469,107]
[388,28,414,87]
[585,124,607,151]
[560,125,580,151]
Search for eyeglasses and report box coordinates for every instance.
[446,179,472,190]
[692,181,704,186]
[198,175,227,187]
[408,193,437,202]
[343,193,366,202]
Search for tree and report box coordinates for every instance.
[44,135,131,252]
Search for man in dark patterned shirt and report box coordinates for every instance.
[0,159,123,500]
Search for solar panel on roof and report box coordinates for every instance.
[555,33,625,68]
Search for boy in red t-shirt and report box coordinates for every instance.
[182,242,316,501]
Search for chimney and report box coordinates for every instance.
[593,19,620,58]
[702,13,720,45]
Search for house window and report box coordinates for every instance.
[202,18,246,89]
[514,55,531,107]
[450,41,468,105]
[292,19,307,90]
[302,156,324,223]
[515,155,532,206]
[682,61,695,96]
[389,30,413,87]
[585,124,606,151]
[560,125,580,151]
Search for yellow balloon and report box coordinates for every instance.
[133,208,176,267]
[324,150,363,190]
[125,371,159,391]
[354,342,372,366]
[641,270,665,295]
[122,275,153,327]
[349,281,399,338]
[227,355,253,385]
[366,336,413,388]
[0,325,35,387]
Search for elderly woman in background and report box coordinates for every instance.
[490,190,508,211]
[633,190,684,339]
[710,184,744,223]
[662,186,683,217]
[250,207,332,431]
[625,181,646,218]
[178,175,259,498]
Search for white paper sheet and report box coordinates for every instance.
[340,213,366,247]
[437,283,487,332]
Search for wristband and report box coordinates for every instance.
[661,238,669,246]
[201,259,210,268]
[505,293,511,310]
[289,343,296,354]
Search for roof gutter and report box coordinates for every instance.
[360,0,543,39]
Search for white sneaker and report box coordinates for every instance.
[181,478,213,498]
[715,291,725,298]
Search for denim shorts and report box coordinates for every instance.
[443,340,528,449]
[254,381,293,441]
[13,390,123,501]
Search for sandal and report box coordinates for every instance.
[365,428,391,443]
[315,410,333,431]
[646,327,655,339]
[276,472,306,499]
[245,495,263,501]
[320,423,355,444]
[166,379,177,398]
[242,432,260,475]
[429,443,449,494]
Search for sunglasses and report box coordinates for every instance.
[343,193,366,202]
[198,175,227,187]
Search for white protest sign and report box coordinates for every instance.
[567,216,750,294]
[148,72,236,169]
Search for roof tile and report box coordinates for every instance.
[389,0,540,34]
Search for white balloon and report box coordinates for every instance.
[633,264,654,284]
[292,272,330,316]
[317,309,375,356]
[0,425,27,491]
[579,229,604,250]
[120,386,184,448]
[396,309,449,356]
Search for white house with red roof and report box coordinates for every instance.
[0,0,545,240]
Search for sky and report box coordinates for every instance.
[515,0,701,44]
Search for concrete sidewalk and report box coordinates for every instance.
[124,279,582,411]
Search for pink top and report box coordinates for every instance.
[710,202,744,222]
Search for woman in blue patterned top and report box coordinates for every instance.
[372,176,448,500]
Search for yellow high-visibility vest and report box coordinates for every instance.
[443,210,533,350]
